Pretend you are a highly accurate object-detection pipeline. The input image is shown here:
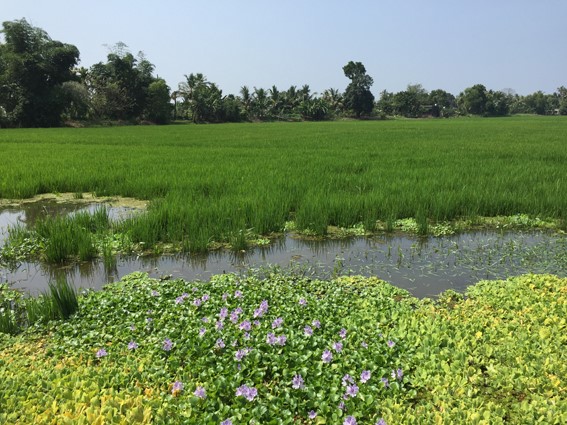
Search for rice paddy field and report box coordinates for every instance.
[1,116,566,256]
[1,117,567,423]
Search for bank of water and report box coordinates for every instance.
[2,200,566,298]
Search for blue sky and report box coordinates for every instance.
[3,0,566,96]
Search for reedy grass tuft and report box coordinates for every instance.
[47,277,78,320]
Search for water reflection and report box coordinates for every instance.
[2,231,566,298]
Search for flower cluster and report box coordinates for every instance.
[235,385,258,401]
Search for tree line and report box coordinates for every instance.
[1,19,566,128]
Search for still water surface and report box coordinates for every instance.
[1,203,566,298]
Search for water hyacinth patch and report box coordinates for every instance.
[235,385,258,401]
[344,416,357,425]
[3,272,562,424]
[292,374,305,389]
[360,370,371,383]
[162,338,173,351]
[171,380,183,396]
[194,386,207,399]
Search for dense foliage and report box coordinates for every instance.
[1,19,566,127]
[0,273,565,423]
[0,19,79,127]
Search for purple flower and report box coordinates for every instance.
[304,325,313,336]
[308,410,317,419]
[338,401,345,410]
[344,416,357,425]
[202,317,209,323]
[215,338,225,349]
[375,419,387,425]
[361,341,368,348]
[253,320,261,327]
[221,420,233,425]
[234,290,243,298]
[392,368,403,380]
[219,307,228,319]
[239,320,252,331]
[199,328,206,337]
[151,290,159,297]
[235,349,248,361]
[171,380,183,395]
[129,324,136,331]
[222,293,228,301]
[342,374,354,386]
[387,340,395,348]
[322,350,333,363]
[254,300,269,318]
[272,317,283,329]
[216,321,224,330]
[127,341,138,350]
[163,338,173,351]
[345,384,359,398]
[266,332,277,345]
[194,386,207,399]
[360,370,371,383]
[202,294,209,302]
[96,348,107,358]
[193,298,202,307]
[146,317,153,324]
[292,374,305,389]
[332,341,343,353]
[312,319,321,328]
[339,328,347,339]
[277,335,287,346]
[299,298,307,306]
[381,377,390,388]
[235,385,257,401]
[175,296,185,304]
[244,332,251,340]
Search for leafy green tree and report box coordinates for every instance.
[144,79,171,124]
[322,88,343,116]
[457,84,488,115]
[0,19,79,127]
[87,45,167,123]
[375,90,395,116]
[429,89,456,117]
[557,86,567,115]
[523,91,549,115]
[484,90,510,116]
[393,84,429,118]
[342,61,375,117]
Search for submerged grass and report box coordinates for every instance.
[0,117,566,254]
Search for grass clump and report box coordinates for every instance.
[0,278,78,334]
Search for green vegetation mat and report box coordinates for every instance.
[1,117,566,257]
[1,273,565,424]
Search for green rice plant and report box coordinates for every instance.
[229,228,249,251]
[1,117,566,253]
[101,238,117,269]
[47,277,78,320]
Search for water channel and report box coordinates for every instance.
[1,202,566,298]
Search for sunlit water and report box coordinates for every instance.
[1,204,566,298]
